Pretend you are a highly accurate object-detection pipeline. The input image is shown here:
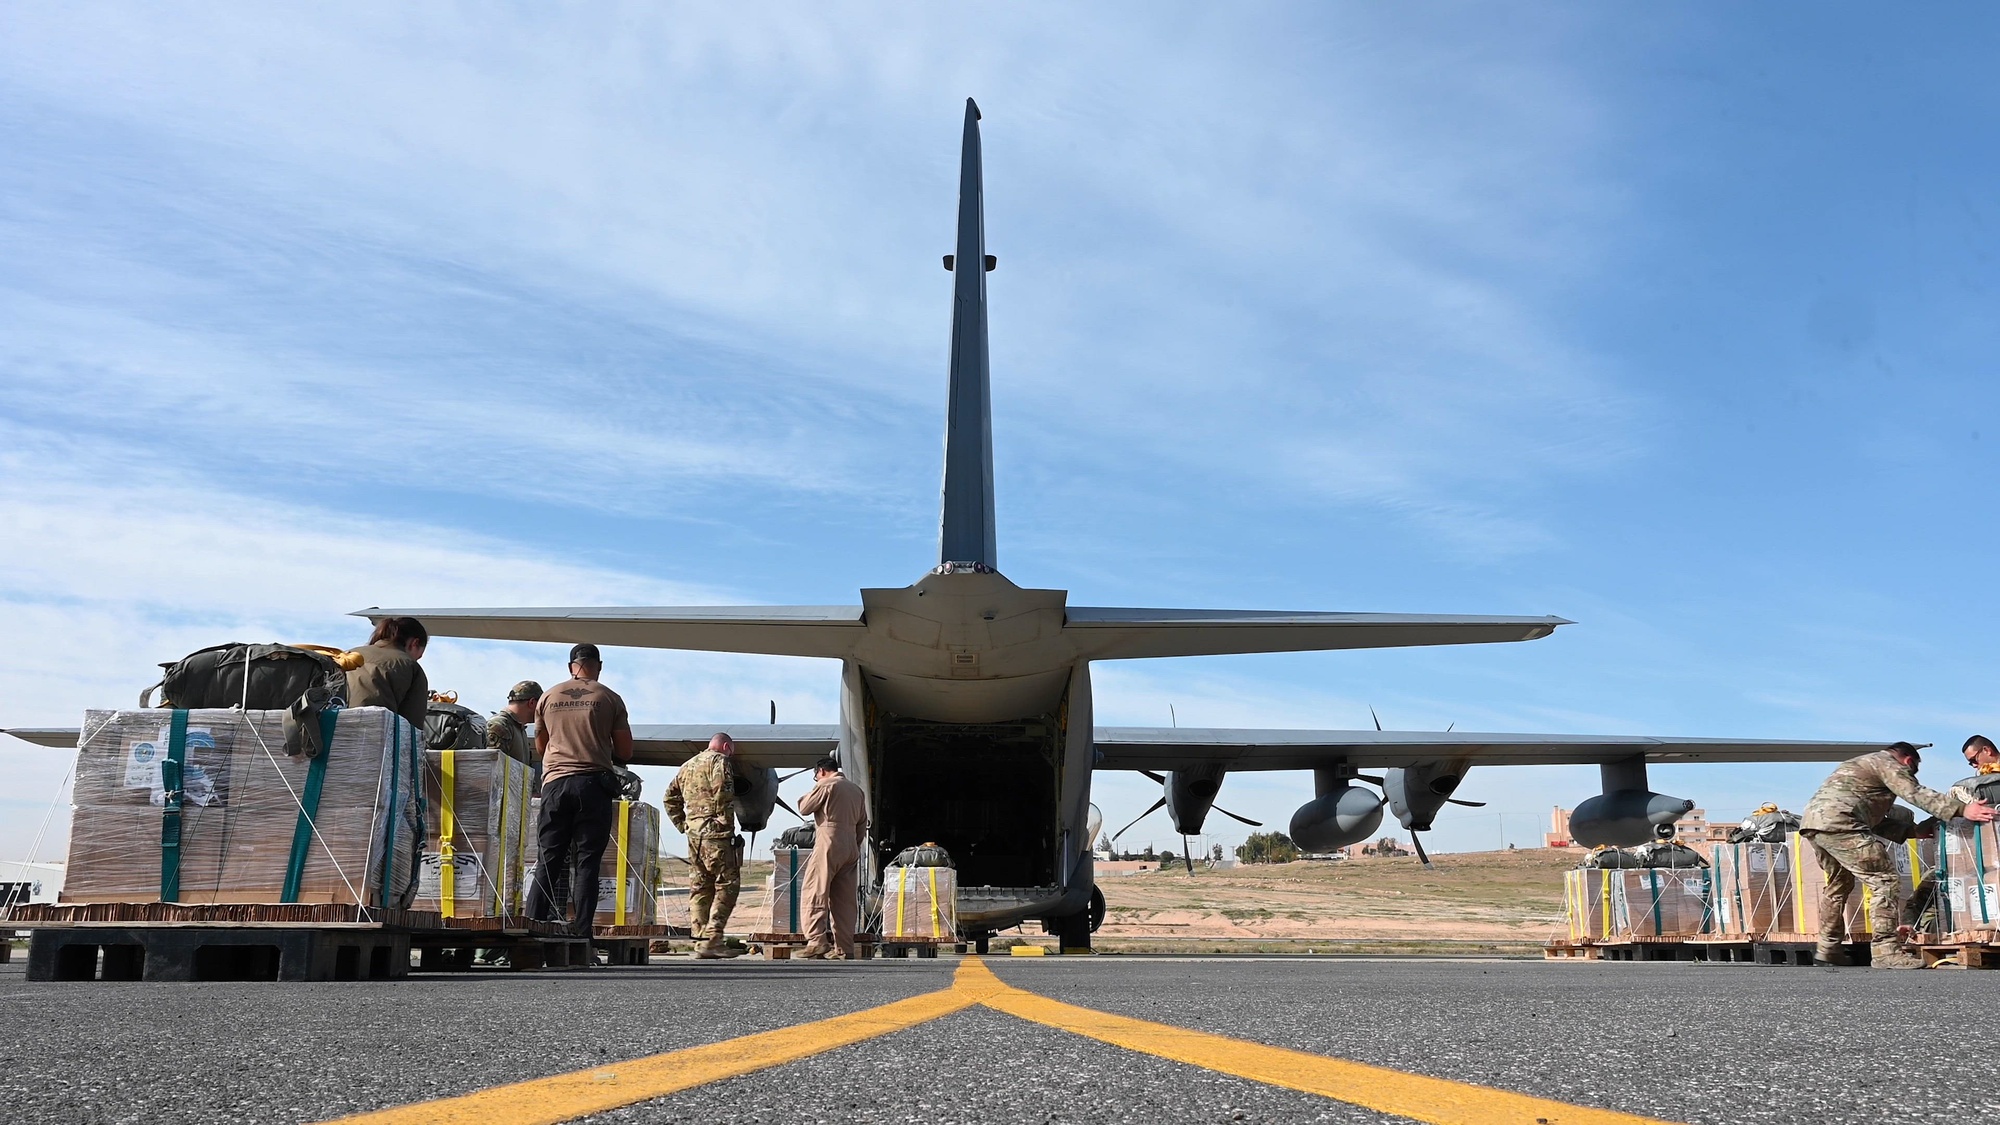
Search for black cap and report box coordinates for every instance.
[568,643,602,665]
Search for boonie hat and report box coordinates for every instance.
[568,643,602,664]
[507,680,543,703]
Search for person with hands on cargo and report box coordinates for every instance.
[665,732,746,959]
[798,756,870,961]
[526,644,633,946]
[1799,741,1996,968]
[345,616,431,734]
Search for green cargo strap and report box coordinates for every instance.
[281,709,339,903]
[787,848,801,931]
[379,717,402,909]
[1968,824,1984,920]
[1646,868,1663,935]
[159,710,190,902]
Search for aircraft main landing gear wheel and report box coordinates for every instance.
[1088,885,1105,932]
[973,933,991,954]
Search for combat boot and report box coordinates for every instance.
[1870,939,1924,969]
[798,942,832,960]
[695,936,745,960]
[1814,941,1847,967]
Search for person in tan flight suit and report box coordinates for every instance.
[345,617,430,734]
[799,756,869,960]
[1800,741,1996,968]
[665,732,746,959]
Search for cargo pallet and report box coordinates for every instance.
[1542,935,1859,964]
[747,932,881,960]
[1919,932,2000,969]
[4,904,674,980]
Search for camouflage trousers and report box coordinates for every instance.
[1802,830,1902,943]
[687,834,742,939]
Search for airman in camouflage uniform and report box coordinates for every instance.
[665,732,745,958]
[1800,742,1995,968]
[487,681,542,777]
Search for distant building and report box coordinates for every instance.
[1546,806,1732,848]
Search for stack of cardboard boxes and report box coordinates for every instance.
[61,707,423,910]
[1561,867,1709,941]
[411,749,534,921]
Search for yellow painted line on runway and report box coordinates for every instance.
[963,958,1680,1125]
[321,985,978,1125]
[320,957,1680,1125]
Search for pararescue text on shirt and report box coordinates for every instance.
[536,677,631,783]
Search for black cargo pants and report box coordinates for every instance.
[527,770,617,933]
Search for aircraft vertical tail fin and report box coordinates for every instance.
[938,97,998,569]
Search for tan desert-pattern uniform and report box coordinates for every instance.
[1801,750,1967,949]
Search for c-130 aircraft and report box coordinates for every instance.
[364,100,1891,951]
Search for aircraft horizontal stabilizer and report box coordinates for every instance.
[1064,609,1570,660]
[352,606,866,659]
[630,724,838,768]
[1093,727,1890,770]
[3,728,76,749]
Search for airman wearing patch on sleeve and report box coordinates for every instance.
[666,733,744,958]
[1800,741,1995,968]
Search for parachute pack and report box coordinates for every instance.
[1727,805,1801,844]
[140,642,351,759]
[423,693,489,752]
[888,842,955,868]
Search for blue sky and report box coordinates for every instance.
[4,5,1999,868]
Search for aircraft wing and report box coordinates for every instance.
[3,728,77,749]
[630,724,838,768]
[1064,609,1570,660]
[352,606,866,659]
[3,724,842,769]
[1093,727,1891,770]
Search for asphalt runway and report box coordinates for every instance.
[2,952,1996,1125]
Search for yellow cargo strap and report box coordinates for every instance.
[1752,802,1779,815]
[292,643,365,671]
[439,749,457,918]
[928,866,943,938]
[429,689,459,705]
[895,868,909,936]
[1907,839,1923,893]
[614,799,631,925]
[491,754,512,917]
[1790,833,1808,932]
[511,759,530,914]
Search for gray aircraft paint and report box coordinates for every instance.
[7,101,1892,937]
[939,97,997,570]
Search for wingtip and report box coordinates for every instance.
[966,97,981,121]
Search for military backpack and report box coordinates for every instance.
[141,642,351,758]
[888,842,954,868]
[423,696,489,752]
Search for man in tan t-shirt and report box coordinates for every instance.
[526,643,634,939]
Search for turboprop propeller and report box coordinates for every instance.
[1111,769,1263,877]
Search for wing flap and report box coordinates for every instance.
[630,724,839,768]
[1065,609,1569,660]
[353,606,865,659]
[1093,727,1890,770]
[3,728,79,749]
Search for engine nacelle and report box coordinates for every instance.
[1569,789,1696,847]
[731,764,782,833]
[1289,783,1385,853]
[1166,765,1227,834]
[1384,760,1470,831]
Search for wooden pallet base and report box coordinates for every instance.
[1543,942,1601,961]
[747,932,881,960]
[26,924,412,982]
[1920,942,2000,969]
